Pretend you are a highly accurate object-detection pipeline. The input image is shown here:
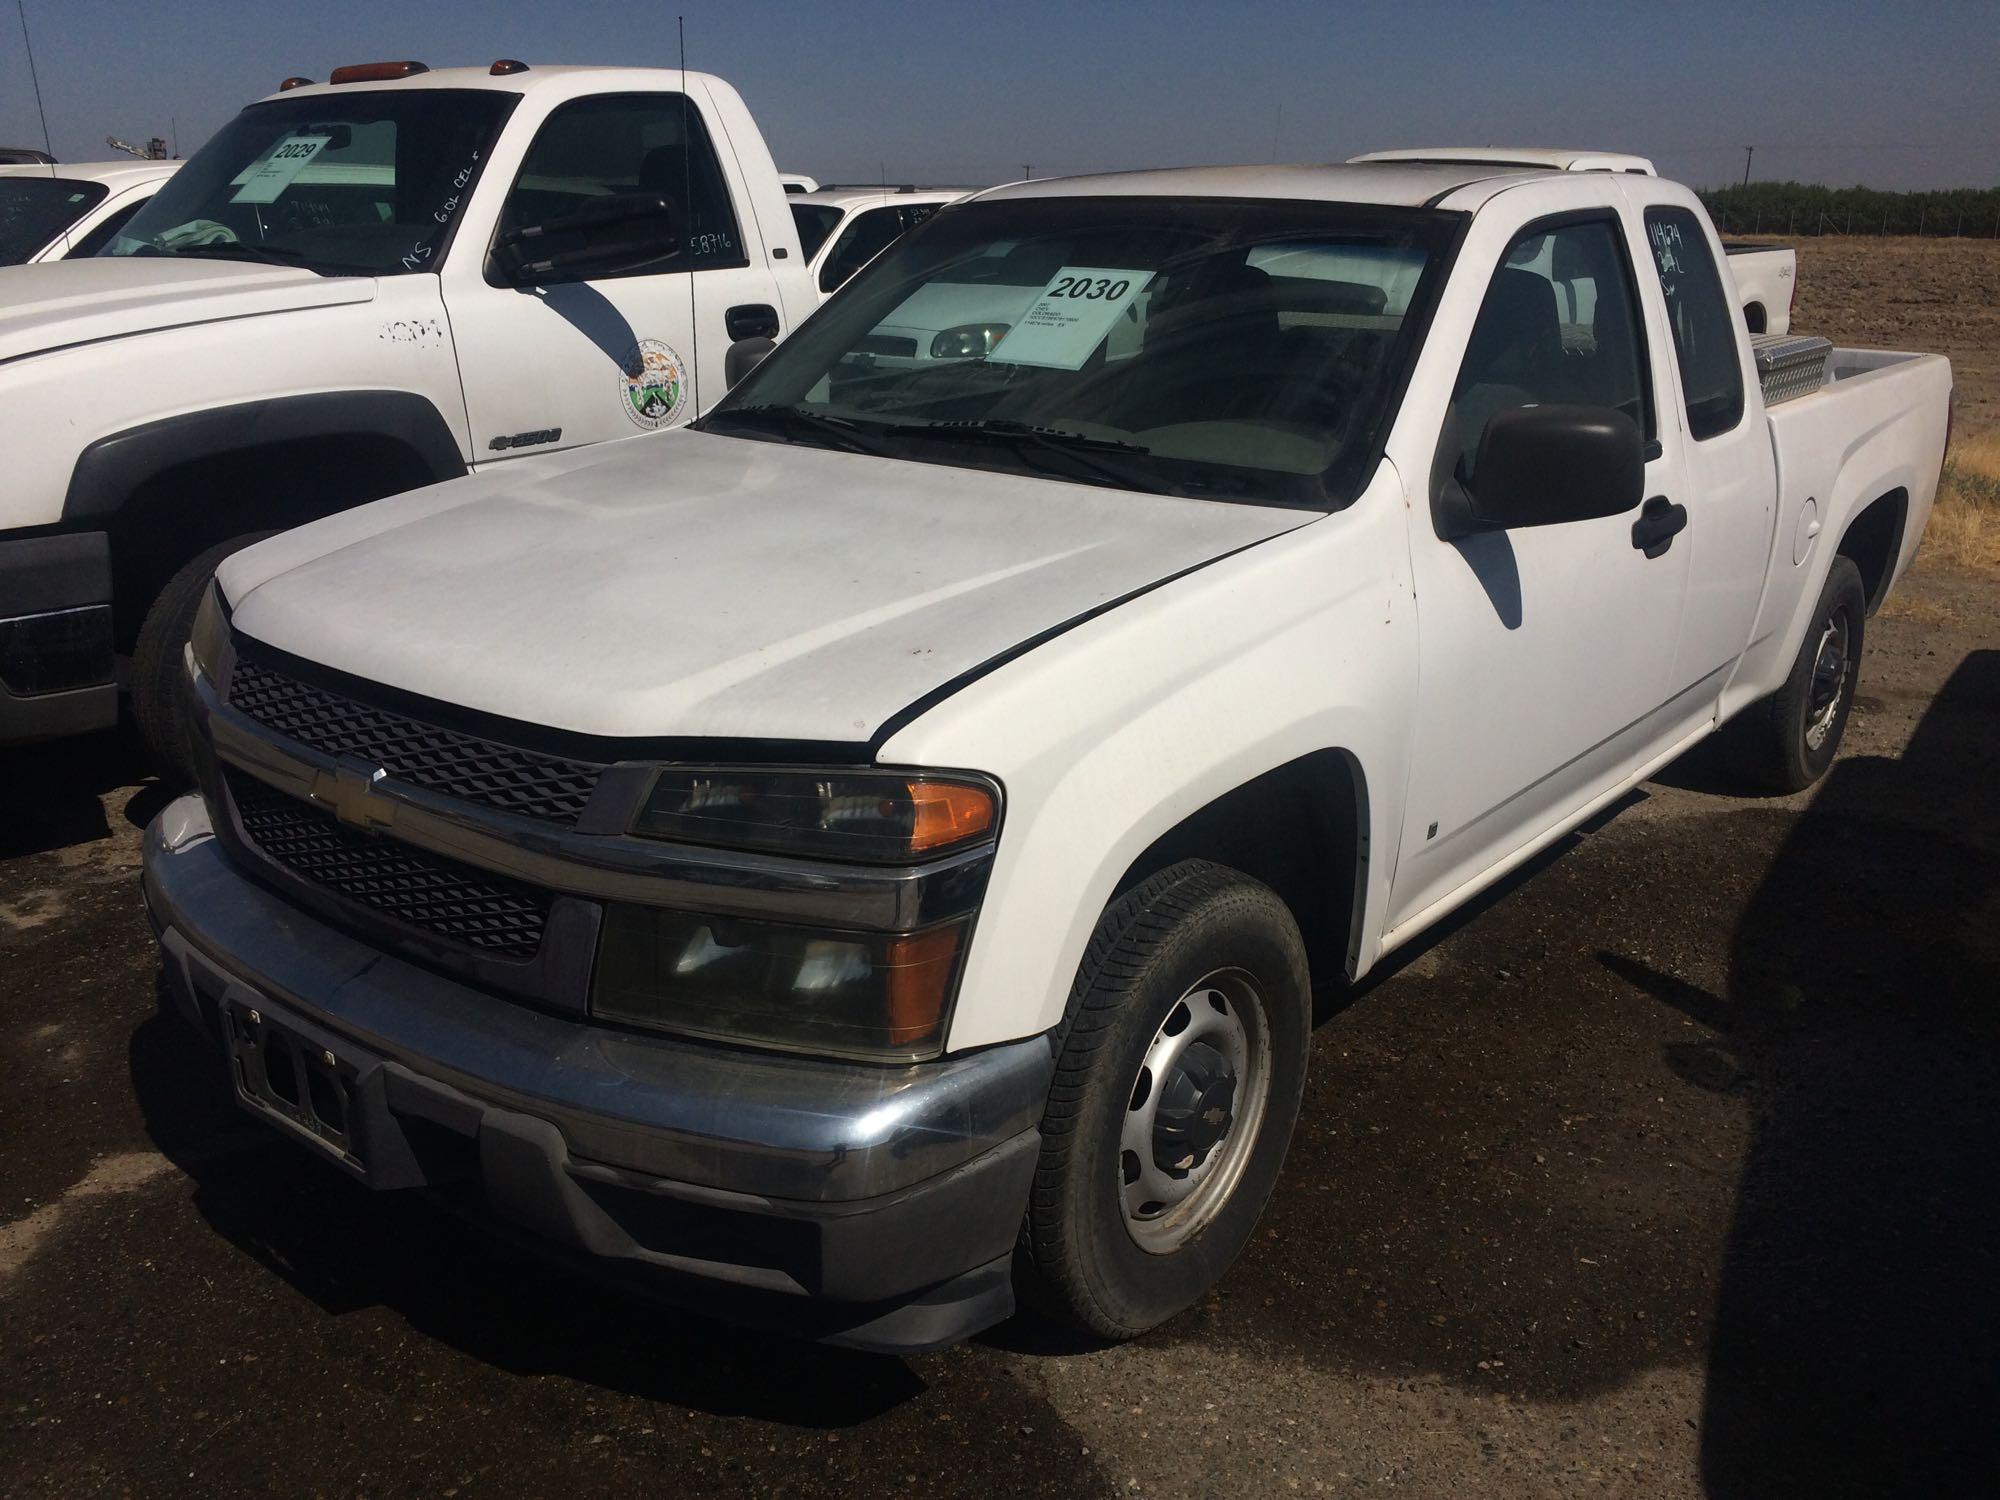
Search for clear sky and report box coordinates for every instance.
[3,0,1995,190]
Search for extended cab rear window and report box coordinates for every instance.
[1644,207,1746,440]
[0,177,108,263]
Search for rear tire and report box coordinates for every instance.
[131,534,272,787]
[1017,859,1312,1340]
[1727,555,1866,792]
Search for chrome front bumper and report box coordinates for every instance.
[143,795,1052,1351]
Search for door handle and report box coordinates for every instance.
[1631,495,1688,558]
[725,303,780,341]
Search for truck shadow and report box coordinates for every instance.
[1609,647,2000,1498]
[0,723,169,859]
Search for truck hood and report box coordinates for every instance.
[221,429,1313,747]
[0,257,373,365]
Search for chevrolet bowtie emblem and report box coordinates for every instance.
[308,759,397,832]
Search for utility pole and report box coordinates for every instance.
[1741,145,1754,186]
[1023,163,1032,181]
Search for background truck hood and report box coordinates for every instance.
[0,258,373,365]
[221,430,1312,747]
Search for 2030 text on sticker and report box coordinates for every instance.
[989,266,1153,370]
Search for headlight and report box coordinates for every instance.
[631,768,996,863]
[930,322,1010,359]
[188,580,231,685]
[592,905,967,1061]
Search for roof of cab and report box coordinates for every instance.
[0,159,181,187]
[970,160,1553,210]
[1349,147,1656,175]
[254,64,727,103]
[793,186,979,211]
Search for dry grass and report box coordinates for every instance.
[1923,429,2000,572]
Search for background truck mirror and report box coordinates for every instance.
[724,336,778,390]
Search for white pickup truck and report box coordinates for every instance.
[0,61,813,775]
[142,148,1950,1353]
[0,160,181,264]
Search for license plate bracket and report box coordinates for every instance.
[225,999,367,1172]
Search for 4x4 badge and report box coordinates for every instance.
[307,759,397,833]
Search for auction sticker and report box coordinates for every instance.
[620,339,691,429]
[989,266,1153,370]
[231,134,332,205]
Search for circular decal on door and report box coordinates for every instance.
[619,339,690,429]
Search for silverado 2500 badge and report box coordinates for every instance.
[620,340,690,430]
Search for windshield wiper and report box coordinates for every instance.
[702,404,896,457]
[160,242,377,276]
[892,419,1184,497]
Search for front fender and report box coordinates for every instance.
[882,464,1420,1051]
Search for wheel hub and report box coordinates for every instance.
[1151,1041,1237,1174]
[1119,970,1273,1254]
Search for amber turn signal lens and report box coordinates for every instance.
[907,779,996,855]
[328,61,430,85]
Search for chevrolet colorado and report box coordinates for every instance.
[0,61,812,777]
[142,148,1950,1353]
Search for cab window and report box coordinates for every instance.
[819,206,904,293]
[1644,206,1745,439]
[499,93,743,277]
[1443,216,1651,486]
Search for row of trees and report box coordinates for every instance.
[1697,181,2000,238]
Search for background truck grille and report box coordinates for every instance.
[226,771,550,960]
[228,650,604,826]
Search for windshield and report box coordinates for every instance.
[705,195,1459,507]
[791,202,845,261]
[100,90,516,276]
[0,177,107,263]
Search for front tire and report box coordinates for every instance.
[1018,860,1312,1340]
[131,534,272,786]
[1727,555,1866,792]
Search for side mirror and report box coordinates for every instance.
[724,336,777,390]
[1437,404,1644,538]
[491,194,680,285]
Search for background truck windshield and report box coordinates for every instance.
[708,195,1458,507]
[0,177,108,263]
[100,90,516,276]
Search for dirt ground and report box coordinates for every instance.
[4,244,1999,1499]
[1784,235,2000,430]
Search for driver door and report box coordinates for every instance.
[443,90,781,463]
[1385,195,1693,937]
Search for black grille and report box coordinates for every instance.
[228,651,603,826]
[226,771,550,960]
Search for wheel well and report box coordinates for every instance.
[1744,302,1768,334]
[1835,487,1909,616]
[106,435,439,649]
[1114,750,1364,990]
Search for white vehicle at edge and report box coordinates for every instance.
[0,160,181,264]
[142,149,1951,1354]
[0,60,812,775]
[789,184,979,301]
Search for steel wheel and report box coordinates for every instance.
[1119,967,1272,1253]
[1804,606,1852,752]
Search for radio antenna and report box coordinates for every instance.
[15,0,55,167]
[680,15,700,417]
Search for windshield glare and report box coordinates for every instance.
[101,90,516,276]
[707,196,1457,507]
